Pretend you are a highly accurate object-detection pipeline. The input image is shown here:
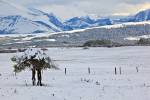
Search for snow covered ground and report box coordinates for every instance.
[0,46,150,100]
[125,35,150,41]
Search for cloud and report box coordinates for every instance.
[123,0,150,5]
[5,0,150,19]
[112,2,150,16]
[36,4,86,20]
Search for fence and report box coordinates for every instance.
[61,66,150,76]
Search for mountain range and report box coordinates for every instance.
[0,0,150,34]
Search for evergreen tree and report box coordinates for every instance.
[11,48,58,86]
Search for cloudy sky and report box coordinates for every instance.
[5,0,150,20]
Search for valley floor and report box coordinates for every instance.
[0,46,150,100]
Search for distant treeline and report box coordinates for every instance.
[83,38,150,47]
[0,48,26,53]
[137,38,150,45]
[83,40,122,47]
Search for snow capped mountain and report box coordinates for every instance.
[45,13,72,31]
[95,18,112,26]
[80,16,95,24]
[64,16,112,29]
[0,1,71,34]
[113,9,150,24]
[29,8,72,32]
[64,17,93,29]
[112,16,135,24]
[64,9,150,30]
[28,8,62,32]
[0,1,58,34]
[0,0,150,35]
[0,15,51,34]
[134,9,150,21]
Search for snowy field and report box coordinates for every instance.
[0,46,150,100]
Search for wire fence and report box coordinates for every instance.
[58,66,150,76]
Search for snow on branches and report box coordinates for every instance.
[11,48,58,73]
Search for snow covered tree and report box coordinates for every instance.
[11,48,58,86]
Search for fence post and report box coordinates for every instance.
[115,67,117,75]
[65,68,67,75]
[136,67,139,73]
[119,67,122,75]
[88,67,91,74]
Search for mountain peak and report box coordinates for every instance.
[134,9,150,21]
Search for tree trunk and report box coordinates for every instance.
[32,69,36,86]
[37,69,42,86]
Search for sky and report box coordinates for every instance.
[4,0,150,20]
